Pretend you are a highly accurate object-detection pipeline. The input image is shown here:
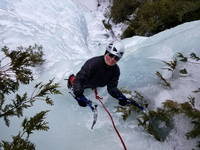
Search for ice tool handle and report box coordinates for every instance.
[83,98,98,130]
[87,100,96,112]
[69,92,95,110]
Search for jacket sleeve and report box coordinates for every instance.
[107,67,124,99]
[73,60,94,97]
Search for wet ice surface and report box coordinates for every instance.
[0,0,200,149]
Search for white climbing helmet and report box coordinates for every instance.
[106,40,125,58]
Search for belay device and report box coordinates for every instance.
[66,74,98,130]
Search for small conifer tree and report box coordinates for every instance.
[116,51,200,148]
[0,45,61,150]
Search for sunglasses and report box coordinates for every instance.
[108,53,120,61]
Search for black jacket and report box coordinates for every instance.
[73,55,124,99]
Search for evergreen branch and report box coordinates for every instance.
[0,134,35,150]
[162,59,177,71]
[36,78,62,97]
[4,116,10,127]
[187,96,195,107]
[0,111,49,150]
[0,76,19,94]
[155,71,171,87]
[0,45,45,94]
[176,52,188,62]
[0,44,58,149]
[0,79,61,126]
[0,93,5,109]
[22,111,49,138]
[115,106,132,120]
[186,121,200,139]
[0,93,32,126]
[190,53,200,61]
[0,110,49,150]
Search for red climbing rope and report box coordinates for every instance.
[94,89,127,150]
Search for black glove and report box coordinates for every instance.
[76,95,91,107]
[117,95,128,106]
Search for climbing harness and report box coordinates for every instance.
[94,88,127,150]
